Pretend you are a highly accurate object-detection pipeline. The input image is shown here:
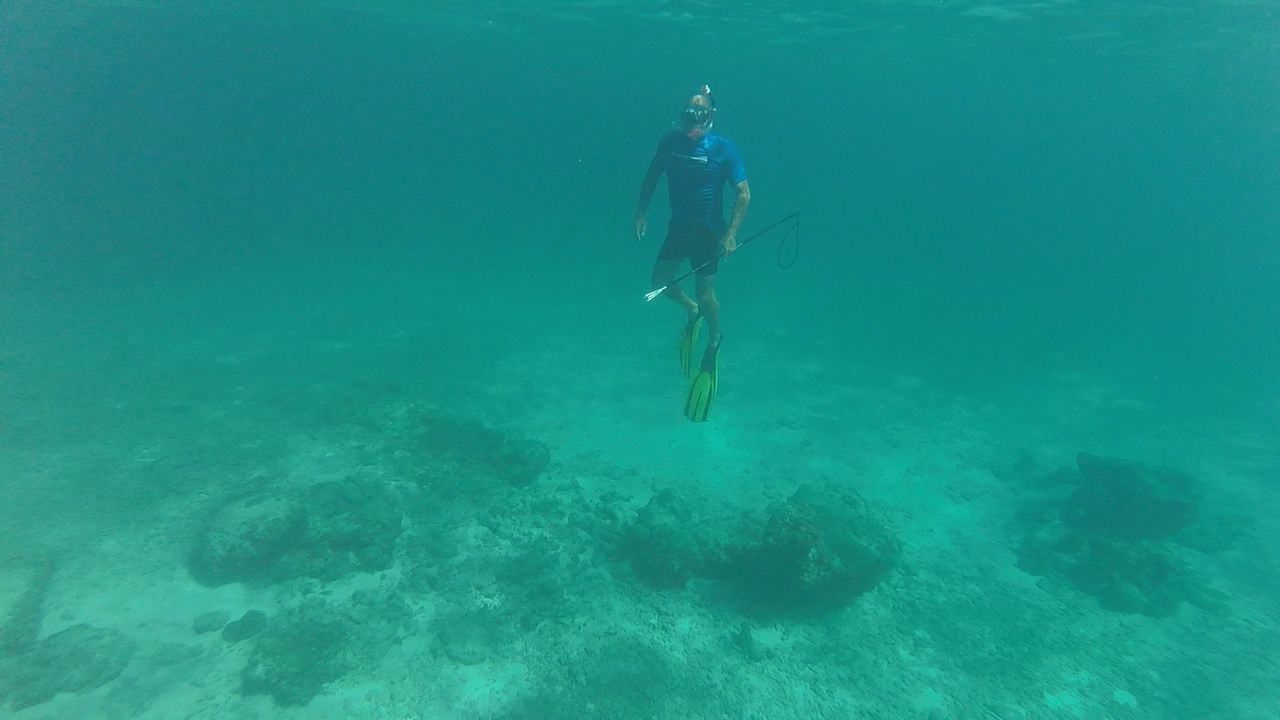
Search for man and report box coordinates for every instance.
[634,85,751,422]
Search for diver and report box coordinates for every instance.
[634,85,751,422]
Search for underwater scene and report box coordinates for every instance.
[1,1,1278,718]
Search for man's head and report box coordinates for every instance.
[680,85,716,139]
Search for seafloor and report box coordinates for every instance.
[1,270,1277,720]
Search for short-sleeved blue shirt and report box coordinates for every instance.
[654,129,747,231]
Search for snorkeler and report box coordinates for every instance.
[634,85,751,422]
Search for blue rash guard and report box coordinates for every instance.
[656,129,748,231]
[652,129,748,275]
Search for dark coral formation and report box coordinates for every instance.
[619,489,725,589]
[277,480,402,581]
[187,495,305,585]
[175,406,559,705]
[1062,453,1199,541]
[0,624,135,710]
[618,484,900,617]
[415,410,551,487]
[186,406,555,590]
[1014,452,1213,617]
[176,403,898,710]
[1017,523,1197,617]
[187,479,401,586]
[241,609,350,707]
[718,485,901,617]
[239,589,410,707]
[0,561,131,712]
[222,610,268,642]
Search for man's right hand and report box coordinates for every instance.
[634,213,648,242]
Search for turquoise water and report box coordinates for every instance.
[1,1,1277,718]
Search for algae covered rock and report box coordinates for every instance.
[277,480,402,580]
[615,484,900,617]
[188,479,403,586]
[495,437,552,486]
[0,624,135,709]
[222,610,267,642]
[1017,522,1195,617]
[241,608,350,706]
[718,484,901,617]
[187,495,305,586]
[1063,453,1198,541]
[619,489,724,589]
[492,537,574,629]
[239,589,409,707]
[1014,452,1209,617]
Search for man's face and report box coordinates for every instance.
[681,94,714,129]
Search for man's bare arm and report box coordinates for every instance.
[634,154,666,240]
[723,180,751,253]
[636,154,665,215]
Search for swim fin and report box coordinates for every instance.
[678,314,703,378]
[684,337,720,422]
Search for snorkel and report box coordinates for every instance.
[681,84,717,141]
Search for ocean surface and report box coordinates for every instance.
[1,1,1277,718]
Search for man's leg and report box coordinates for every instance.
[652,258,699,316]
[694,272,720,346]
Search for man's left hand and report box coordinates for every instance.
[722,232,738,256]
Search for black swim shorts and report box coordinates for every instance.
[657,223,723,276]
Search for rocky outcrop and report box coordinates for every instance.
[618,484,901,617]
[1015,452,1214,617]
[187,479,402,586]
[0,624,135,710]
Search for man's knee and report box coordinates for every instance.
[696,284,717,307]
[652,261,678,288]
